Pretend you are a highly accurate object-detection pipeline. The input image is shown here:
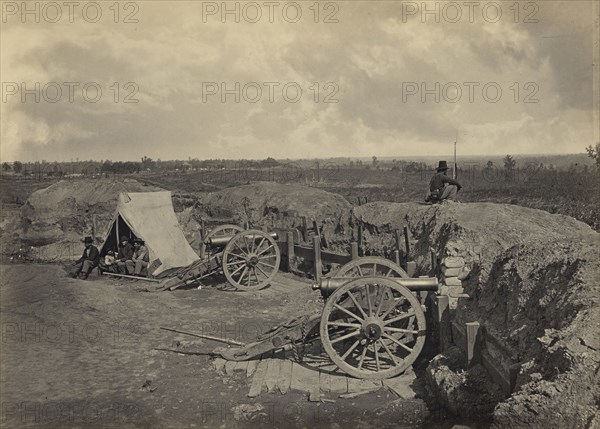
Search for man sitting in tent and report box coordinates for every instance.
[71,236,100,280]
[127,239,149,277]
[116,236,134,274]
[98,249,117,274]
[425,160,463,203]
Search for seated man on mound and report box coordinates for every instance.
[426,161,462,203]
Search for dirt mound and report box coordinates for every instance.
[349,201,599,428]
[197,181,352,226]
[9,179,162,260]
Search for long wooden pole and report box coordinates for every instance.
[160,327,246,346]
[103,272,160,283]
[453,131,458,179]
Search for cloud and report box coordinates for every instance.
[1,1,596,162]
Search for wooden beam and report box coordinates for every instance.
[403,225,410,259]
[466,321,481,367]
[286,231,295,272]
[436,295,450,352]
[350,242,359,260]
[313,237,322,282]
[301,216,307,242]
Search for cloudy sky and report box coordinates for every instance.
[1,0,598,161]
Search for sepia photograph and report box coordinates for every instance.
[1,1,599,428]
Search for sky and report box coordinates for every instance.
[1,0,598,162]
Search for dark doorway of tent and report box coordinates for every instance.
[100,215,138,256]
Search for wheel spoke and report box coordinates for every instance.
[333,303,364,323]
[385,327,419,334]
[380,339,399,367]
[328,321,361,328]
[379,296,407,320]
[233,241,248,256]
[256,244,275,257]
[365,284,373,317]
[346,290,368,319]
[254,237,266,254]
[330,329,361,344]
[385,268,393,277]
[253,269,260,286]
[255,264,270,279]
[356,265,363,276]
[382,333,413,353]
[237,266,248,284]
[257,261,277,270]
[373,342,381,371]
[357,344,368,369]
[373,285,386,318]
[226,259,246,267]
[341,339,361,360]
[383,310,416,325]
[229,264,246,277]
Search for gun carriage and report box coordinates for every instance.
[160,225,281,291]
[165,256,439,380]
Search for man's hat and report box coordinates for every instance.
[120,236,129,242]
[82,236,93,243]
[133,238,144,245]
[436,161,449,172]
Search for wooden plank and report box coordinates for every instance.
[290,362,320,395]
[466,321,481,367]
[247,359,269,398]
[383,373,416,399]
[313,238,322,282]
[213,358,226,375]
[328,372,348,394]
[350,242,358,260]
[232,361,249,374]
[264,359,281,393]
[246,359,259,378]
[319,369,331,393]
[225,360,238,377]
[436,295,450,352]
[286,231,295,271]
[277,359,293,394]
[347,378,383,394]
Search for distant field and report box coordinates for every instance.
[2,160,598,232]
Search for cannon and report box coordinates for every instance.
[160,225,281,291]
[164,257,440,380]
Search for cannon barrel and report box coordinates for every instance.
[207,232,278,247]
[312,276,439,298]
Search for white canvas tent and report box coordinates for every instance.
[100,191,199,277]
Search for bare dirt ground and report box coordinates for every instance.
[0,264,458,429]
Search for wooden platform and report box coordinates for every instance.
[212,347,417,401]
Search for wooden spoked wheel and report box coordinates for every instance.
[200,224,243,259]
[336,256,409,279]
[320,277,426,379]
[222,230,281,290]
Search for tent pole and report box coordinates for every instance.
[116,216,120,250]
